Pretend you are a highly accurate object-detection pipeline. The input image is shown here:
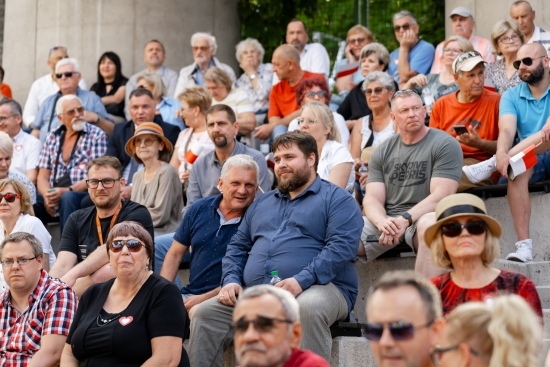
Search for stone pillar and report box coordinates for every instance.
[3,0,240,102]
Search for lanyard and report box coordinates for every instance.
[95,202,122,247]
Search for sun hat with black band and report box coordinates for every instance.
[125,122,173,157]
[425,193,502,247]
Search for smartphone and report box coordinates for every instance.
[454,125,468,135]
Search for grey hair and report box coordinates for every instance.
[238,285,300,322]
[235,38,265,63]
[220,154,260,183]
[362,71,396,93]
[56,95,82,116]
[393,10,417,25]
[0,131,13,157]
[55,57,81,73]
[191,32,217,54]
[0,232,44,260]
[359,42,391,71]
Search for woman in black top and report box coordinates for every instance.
[61,221,190,367]
[90,51,128,122]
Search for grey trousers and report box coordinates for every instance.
[188,283,349,367]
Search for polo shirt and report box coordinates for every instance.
[388,39,435,84]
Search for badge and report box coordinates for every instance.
[119,316,133,326]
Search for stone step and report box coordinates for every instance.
[544,310,550,340]
[527,262,550,287]
[538,286,550,310]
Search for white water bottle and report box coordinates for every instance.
[422,88,435,114]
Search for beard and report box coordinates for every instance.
[72,118,86,132]
[277,163,312,195]
[519,62,545,84]
[212,134,228,148]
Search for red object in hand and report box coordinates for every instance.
[185,145,204,164]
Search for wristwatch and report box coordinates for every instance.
[249,73,257,80]
[401,212,413,227]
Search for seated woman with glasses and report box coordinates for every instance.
[431,294,541,367]
[61,221,190,367]
[425,193,542,317]
[126,122,183,236]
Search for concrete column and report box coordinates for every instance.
[3,0,240,102]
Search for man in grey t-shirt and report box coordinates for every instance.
[358,89,462,278]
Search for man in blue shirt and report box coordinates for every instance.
[160,154,259,316]
[188,131,363,367]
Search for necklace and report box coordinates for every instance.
[96,310,122,327]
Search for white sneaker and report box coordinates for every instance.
[462,156,497,184]
[506,239,533,263]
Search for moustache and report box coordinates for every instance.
[238,343,267,355]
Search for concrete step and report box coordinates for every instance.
[538,286,550,310]
[544,310,550,339]
[527,262,550,287]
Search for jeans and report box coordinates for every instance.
[154,232,191,288]
[34,191,91,234]
[499,151,550,184]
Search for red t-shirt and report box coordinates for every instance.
[431,269,543,317]
[268,71,324,118]
[284,348,329,367]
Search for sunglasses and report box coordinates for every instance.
[55,71,78,79]
[393,24,411,32]
[348,37,366,45]
[453,51,482,73]
[363,320,434,341]
[108,239,145,253]
[305,90,327,98]
[193,46,212,52]
[440,221,486,237]
[512,55,546,70]
[233,315,293,335]
[365,87,386,96]
[0,192,21,203]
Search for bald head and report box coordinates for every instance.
[519,42,547,57]
[274,44,301,64]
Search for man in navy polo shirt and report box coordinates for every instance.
[160,154,258,316]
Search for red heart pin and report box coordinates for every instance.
[119,316,133,326]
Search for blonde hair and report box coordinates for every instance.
[491,20,525,56]
[0,178,32,214]
[204,67,233,91]
[347,25,375,44]
[301,101,341,143]
[177,87,212,114]
[443,35,474,53]
[137,73,166,100]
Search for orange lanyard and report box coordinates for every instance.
[96,202,122,246]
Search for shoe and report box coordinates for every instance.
[506,239,533,263]
[462,156,497,184]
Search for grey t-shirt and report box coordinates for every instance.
[368,128,462,216]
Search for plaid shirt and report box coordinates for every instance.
[0,270,77,366]
[37,123,107,186]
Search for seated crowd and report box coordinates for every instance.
[1,1,550,366]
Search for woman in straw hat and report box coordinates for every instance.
[424,193,542,316]
[125,122,183,236]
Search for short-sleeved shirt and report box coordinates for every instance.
[388,40,435,84]
[59,200,154,263]
[212,88,254,117]
[431,270,543,317]
[300,43,330,78]
[317,140,354,192]
[499,82,550,141]
[0,270,77,367]
[11,130,42,177]
[367,129,463,216]
[268,71,324,119]
[175,195,242,295]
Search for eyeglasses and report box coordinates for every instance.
[233,315,293,335]
[60,106,85,118]
[365,87,386,96]
[86,178,121,189]
[108,239,145,253]
[363,320,434,341]
[440,220,486,237]
[55,71,78,79]
[443,48,463,55]
[0,192,21,203]
[430,344,479,366]
[1,256,37,268]
[393,24,411,32]
[499,35,520,44]
[135,137,158,147]
[305,90,327,98]
[0,114,18,123]
[297,117,318,126]
[348,37,366,45]
[512,55,546,70]
[192,46,212,52]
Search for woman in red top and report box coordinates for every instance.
[425,193,542,317]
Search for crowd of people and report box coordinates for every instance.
[0,1,550,366]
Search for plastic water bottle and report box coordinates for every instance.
[422,88,435,114]
[269,270,282,285]
[358,162,368,175]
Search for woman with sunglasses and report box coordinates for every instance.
[126,122,183,236]
[90,51,128,122]
[425,193,542,317]
[0,178,55,292]
[61,221,190,367]
[431,294,541,367]
[486,21,525,94]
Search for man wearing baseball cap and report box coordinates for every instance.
[430,50,500,191]
[430,6,494,74]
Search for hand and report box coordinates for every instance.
[121,185,132,201]
[344,43,358,63]
[408,74,428,88]
[180,171,190,182]
[239,59,258,76]
[184,294,207,312]
[541,117,550,142]
[44,188,64,204]
[217,283,243,306]
[254,124,275,140]
[359,172,369,187]
[456,125,482,148]
[379,232,401,247]
[275,278,303,297]
[400,29,418,50]
[496,151,511,178]
[377,217,408,244]
[60,272,77,287]
[83,110,97,123]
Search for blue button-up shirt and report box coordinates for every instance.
[222,176,363,312]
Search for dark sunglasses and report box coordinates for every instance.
[108,239,145,253]
[0,192,21,203]
[393,24,411,32]
[55,71,78,79]
[305,90,327,98]
[440,221,486,237]
[61,106,85,117]
[233,315,293,335]
[365,87,386,96]
[512,55,546,70]
[363,320,433,341]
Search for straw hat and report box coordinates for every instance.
[125,122,173,157]
[424,193,502,247]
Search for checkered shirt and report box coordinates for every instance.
[37,123,107,186]
[0,269,77,366]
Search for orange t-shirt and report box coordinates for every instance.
[268,71,324,118]
[429,89,500,161]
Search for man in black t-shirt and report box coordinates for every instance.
[49,156,153,296]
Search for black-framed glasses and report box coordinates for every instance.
[440,221,486,237]
[513,55,546,70]
[305,90,327,98]
[0,192,21,203]
[86,178,121,189]
[108,239,145,253]
[0,114,18,122]
[363,320,434,341]
[60,106,84,118]
[55,71,79,79]
[393,24,411,32]
[430,344,479,366]
[1,256,37,268]
[365,87,386,96]
[233,315,293,335]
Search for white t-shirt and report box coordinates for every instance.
[212,88,254,116]
[318,140,354,192]
[288,111,350,148]
[11,130,42,177]
[174,129,215,182]
[360,116,396,150]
